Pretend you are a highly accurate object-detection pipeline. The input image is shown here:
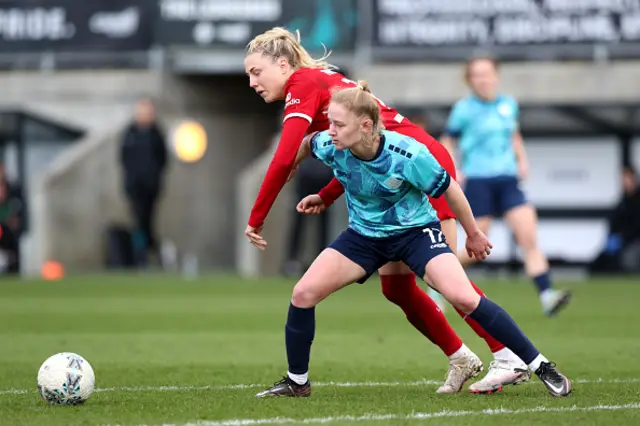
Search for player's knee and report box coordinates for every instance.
[381,280,403,304]
[449,291,481,314]
[515,228,537,251]
[291,284,320,308]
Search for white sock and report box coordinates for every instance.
[493,347,527,367]
[527,353,549,372]
[449,344,472,360]
[288,371,309,385]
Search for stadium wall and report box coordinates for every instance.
[356,61,640,106]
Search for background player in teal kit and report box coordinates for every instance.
[252,83,572,399]
[441,56,571,317]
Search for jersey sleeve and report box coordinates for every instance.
[309,131,336,167]
[247,116,311,229]
[317,178,344,207]
[443,100,468,138]
[247,74,325,229]
[283,76,322,124]
[405,147,451,198]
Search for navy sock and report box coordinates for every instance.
[469,297,539,364]
[285,303,315,375]
[533,272,552,294]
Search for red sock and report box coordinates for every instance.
[381,274,462,357]
[454,280,505,353]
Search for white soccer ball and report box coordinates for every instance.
[37,352,95,405]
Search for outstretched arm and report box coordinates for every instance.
[443,180,477,239]
[443,180,492,261]
[248,117,311,229]
[407,146,491,261]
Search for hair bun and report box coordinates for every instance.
[356,80,371,93]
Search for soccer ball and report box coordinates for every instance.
[37,352,95,405]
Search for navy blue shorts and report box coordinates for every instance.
[328,222,453,284]
[464,176,527,218]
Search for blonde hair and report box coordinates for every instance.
[330,81,383,145]
[246,27,331,69]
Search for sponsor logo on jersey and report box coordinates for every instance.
[285,92,300,108]
[498,102,512,117]
[385,177,404,189]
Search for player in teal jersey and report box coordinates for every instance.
[441,56,571,320]
[253,83,572,399]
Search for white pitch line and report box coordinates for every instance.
[3,378,640,396]
[0,380,442,395]
[159,403,640,426]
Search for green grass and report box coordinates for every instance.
[0,274,639,425]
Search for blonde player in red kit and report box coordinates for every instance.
[243,27,529,394]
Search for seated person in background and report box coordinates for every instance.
[590,165,640,274]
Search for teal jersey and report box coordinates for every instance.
[310,130,450,238]
[445,94,519,178]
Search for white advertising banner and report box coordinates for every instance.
[522,139,621,208]
[516,219,608,262]
[457,219,608,263]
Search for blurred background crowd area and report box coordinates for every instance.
[0,0,639,279]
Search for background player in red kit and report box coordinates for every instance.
[243,27,528,393]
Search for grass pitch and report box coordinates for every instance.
[0,274,639,425]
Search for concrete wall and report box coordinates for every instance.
[0,70,161,131]
[21,70,280,273]
[356,60,640,106]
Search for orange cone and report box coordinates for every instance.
[41,261,65,280]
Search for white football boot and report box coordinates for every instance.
[436,348,483,393]
[468,348,531,394]
[541,289,572,317]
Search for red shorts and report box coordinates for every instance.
[391,124,457,221]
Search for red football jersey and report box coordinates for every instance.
[282,67,437,150]
[248,67,443,229]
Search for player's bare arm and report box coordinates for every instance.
[512,131,529,180]
[294,131,317,167]
[443,180,492,261]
